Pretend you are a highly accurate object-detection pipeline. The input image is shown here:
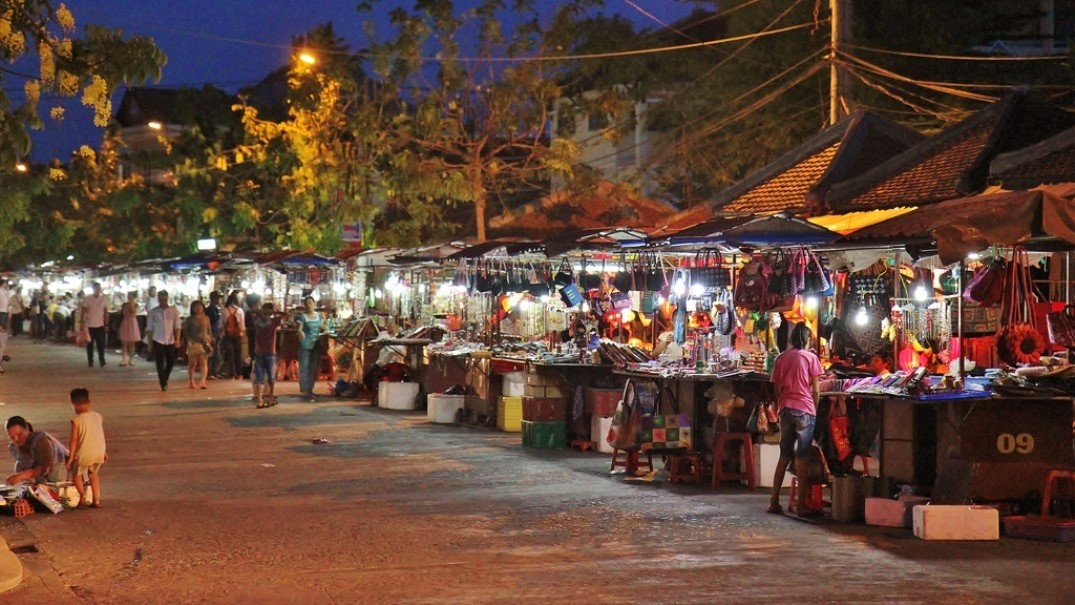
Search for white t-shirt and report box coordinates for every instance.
[0,287,9,313]
[81,294,108,329]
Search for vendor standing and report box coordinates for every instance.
[767,323,825,517]
[362,322,406,392]
[5,416,69,484]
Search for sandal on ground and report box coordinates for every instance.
[256,400,270,409]
[766,503,783,514]
[270,397,279,406]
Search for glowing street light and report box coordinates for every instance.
[147,121,162,130]
[14,162,27,172]
[298,51,316,65]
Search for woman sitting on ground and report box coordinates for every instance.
[5,416,70,484]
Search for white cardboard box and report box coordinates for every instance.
[591,416,614,454]
[865,496,928,528]
[502,380,525,397]
[379,382,420,410]
[427,394,464,423]
[912,505,999,541]
[753,443,792,488]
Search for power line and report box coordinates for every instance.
[845,43,1070,62]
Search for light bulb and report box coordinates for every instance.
[855,307,868,326]
[804,296,819,310]
[689,283,705,297]
[673,279,686,297]
[914,284,928,302]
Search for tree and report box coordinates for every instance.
[0,1,165,260]
[360,0,590,242]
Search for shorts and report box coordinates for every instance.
[253,353,276,384]
[778,408,816,459]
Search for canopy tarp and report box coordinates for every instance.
[658,212,839,247]
[841,189,1075,264]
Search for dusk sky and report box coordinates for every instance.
[29,0,702,162]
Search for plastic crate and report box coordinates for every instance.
[1004,516,1075,542]
[522,420,567,449]
[497,396,522,432]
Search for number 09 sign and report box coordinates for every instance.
[957,399,1074,465]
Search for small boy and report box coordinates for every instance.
[66,387,107,508]
[251,303,285,409]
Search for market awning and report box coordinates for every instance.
[444,239,544,259]
[656,212,840,247]
[807,207,916,235]
[840,189,1075,264]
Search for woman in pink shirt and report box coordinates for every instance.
[768,322,825,516]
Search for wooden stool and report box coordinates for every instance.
[611,449,654,474]
[1041,468,1075,518]
[668,452,705,485]
[711,432,755,489]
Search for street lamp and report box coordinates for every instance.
[298,51,316,65]
[147,121,162,130]
[14,162,27,172]
[197,237,217,251]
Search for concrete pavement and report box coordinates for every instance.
[0,336,1073,603]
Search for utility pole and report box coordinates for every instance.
[829,0,853,125]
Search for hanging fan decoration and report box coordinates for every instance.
[996,247,1044,367]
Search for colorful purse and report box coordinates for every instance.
[638,387,692,452]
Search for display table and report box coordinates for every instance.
[828,390,1075,504]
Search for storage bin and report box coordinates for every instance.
[753,443,791,488]
[865,496,928,528]
[522,420,567,449]
[497,396,522,432]
[502,371,525,397]
[378,382,420,410]
[831,475,865,523]
[912,505,999,540]
[522,396,566,421]
[1004,516,1075,542]
[591,416,614,454]
[584,387,621,417]
[427,394,464,424]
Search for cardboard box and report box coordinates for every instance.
[753,443,791,488]
[502,380,525,397]
[522,383,565,399]
[427,394,464,424]
[378,382,420,410]
[865,496,928,528]
[912,505,999,541]
[591,416,614,454]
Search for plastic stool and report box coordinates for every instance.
[1041,468,1075,518]
[788,476,828,514]
[668,452,705,485]
[611,449,654,474]
[711,432,755,489]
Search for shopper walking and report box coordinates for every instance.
[221,292,245,380]
[9,286,24,338]
[206,291,224,378]
[118,291,141,366]
[183,300,213,390]
[32,290,48,343]
[81,282,109,367]
[768,322,825,517]
[294,296,323,402]
[145,290,182,392]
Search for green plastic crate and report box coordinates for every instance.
[521,420,567,449]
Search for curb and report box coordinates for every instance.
[0,535,23,593]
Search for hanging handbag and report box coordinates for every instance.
[638,386,692,452]
[612,253,633,292]
[828,398,852,462]
[712,289,736,336]
[1046,305,1075,348]
[997,248,1045,366]
[734,256,771,311]
[580,258,603,290]
[607,380,641,450]
[963,258,1006,307]
[800,249,832,295]
[559,283,583,308]
[647,252,669,292]
[553,258,574,286]
[611,290,632,311]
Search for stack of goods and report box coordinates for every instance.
[497,396,522,432]
[521,368,567,448]
[585,386,621,454]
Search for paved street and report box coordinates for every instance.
[0,339,1073,604]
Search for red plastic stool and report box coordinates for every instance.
[611,449,654,474]
[668,452,705,485]
[1041,468,1075,518]
[711,432,755,489]
[788,477,828,514]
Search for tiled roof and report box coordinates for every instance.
[990,125,1075,189]
[826,89,1075,211]
[665,110,920,223]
